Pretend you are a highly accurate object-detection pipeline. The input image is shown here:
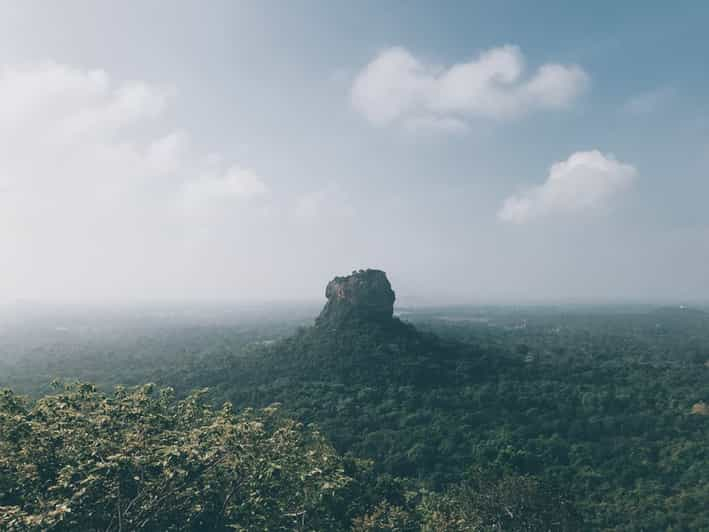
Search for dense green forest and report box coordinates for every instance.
[1,273,708,530]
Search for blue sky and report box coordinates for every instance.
[0,1,708,303]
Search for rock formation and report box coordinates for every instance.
[316,269,395,326]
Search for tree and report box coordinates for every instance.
[418,469,581,532]
[0,383,349,531]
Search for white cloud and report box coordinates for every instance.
[0,63,169,144]
[351,45,588,130]
[147,131,190,175]
[498,150,637,223]
[0,62,269,298]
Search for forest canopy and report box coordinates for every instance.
[0,383,578,531]
[1,273,707,530]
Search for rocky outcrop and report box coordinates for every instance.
[316,269,395,326]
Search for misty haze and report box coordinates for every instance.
[1,2,708,531]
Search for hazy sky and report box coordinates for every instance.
[1,1,708,303]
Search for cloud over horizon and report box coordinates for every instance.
[351,45,588,131]
[498,150,637,224]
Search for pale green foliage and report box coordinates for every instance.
[351,501,418,531]
[0,383,349,531]
[417,472,579,532]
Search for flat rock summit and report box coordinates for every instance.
[316,269,395,326]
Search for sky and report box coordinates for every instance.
[1,1,708,304]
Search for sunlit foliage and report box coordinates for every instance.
[0,383,349,531]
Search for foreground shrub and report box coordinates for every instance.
[0,383,349,531]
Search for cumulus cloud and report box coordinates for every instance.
[0,62,269,298]
[351,45,588,130]
[498,150,637,223]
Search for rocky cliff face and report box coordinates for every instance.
[316,269,395,326]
